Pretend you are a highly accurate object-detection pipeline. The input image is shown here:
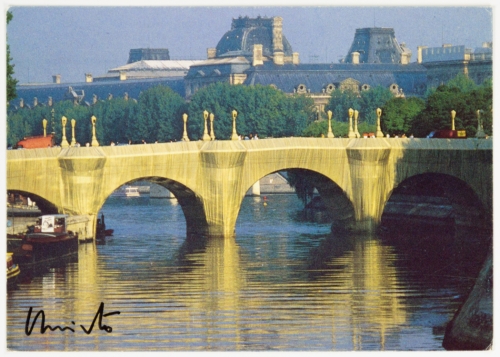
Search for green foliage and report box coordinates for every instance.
[187,83,315,140]
[325,90,361,122]
[302,120,348,137]
[7,11,18,103]
[446,74,478,93]
[286,169,316,206]
[410,76,492,137]
[136,85,186,143]
[91,98,138,145]
[325,86,393,125]
[381,97,425,136]
[359,86,394,124]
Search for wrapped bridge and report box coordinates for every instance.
[6,138,492,239]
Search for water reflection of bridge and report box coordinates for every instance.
[74,233,408,350]
[7,138,492,238]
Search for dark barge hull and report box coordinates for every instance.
[13,232,79,268]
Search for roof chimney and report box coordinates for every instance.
[253,44,264,66]
[292,52,300,65]
[207,48,216,59]
[52,74,61,84]
[85,73,93,83]
[119,71,127,81]
[351,52,360,64]
[417,46,427,64]
[273,51,284,65]
[400,52,409,65]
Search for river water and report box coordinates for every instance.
[6,194,490,351]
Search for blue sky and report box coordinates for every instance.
[3,1,495,84]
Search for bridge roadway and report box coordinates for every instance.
[6,137,493,239]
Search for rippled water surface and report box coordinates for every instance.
[6,194,489,351]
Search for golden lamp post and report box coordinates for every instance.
[210,113,215,140]
[476,109,486,138]
[70,119,76,146]
[451,110,456,130]
[60,116,69,148]
[348,108,355,138]
[354,110,360,138]
[231,110,239,140]
[202,110,211,141]
[327,110,334,138]
[182,113,190,141]
[376,108,384,138]
[42,118,47,137]
[91,115,99,147]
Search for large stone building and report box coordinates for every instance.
[185,17,426,113]
[9,16,492,113]
[417,42,493,87]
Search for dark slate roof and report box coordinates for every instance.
[185,57,251,79]
[216,16,293,58]
[11,77,186,108]
[344,28,407,64]
[244,62,427,96]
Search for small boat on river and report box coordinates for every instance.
[13,214,79,267]
[96,213,113,241]
[113,186,141,197]
[7,252,21,285]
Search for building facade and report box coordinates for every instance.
[10,16,492,113]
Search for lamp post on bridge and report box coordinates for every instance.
[231,110,239,140]
[327,110,334,138]
[354,110,360,138]
[348,108,355,138]
[476,110,486,138]
[60,116,69,148]
[42,119,47,137]
[210,113,215,140]
[376,108,384,138]
[91,115,99,147]
[70,119,76,147]
[202,110,211,141]
[182,113,190,142]
[451,110,456,130]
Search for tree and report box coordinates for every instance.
[287,169,316,207]
[92,98,138,145]
[6,11,18,103]
[187,82,315,140]
[325,89,361,123]
[136,85,186,143]
[359,86,394,124]
[381,97,425,136]
[325,86,393,126]
[410,75,492,137]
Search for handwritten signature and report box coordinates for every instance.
[25,302,120,335]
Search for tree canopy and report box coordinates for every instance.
[187,83,316,140]
[7,11,18,103]
[325,86,394,125]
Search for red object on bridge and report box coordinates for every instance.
[426,130,467,139]
[14,134,55,149]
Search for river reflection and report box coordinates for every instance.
[6,194,489,351]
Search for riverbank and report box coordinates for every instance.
[442,245,493,350]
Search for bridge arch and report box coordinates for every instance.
[7,190,59,215]
[97,176,209,237]
[240,168,355,231]
[382,172,489,232]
